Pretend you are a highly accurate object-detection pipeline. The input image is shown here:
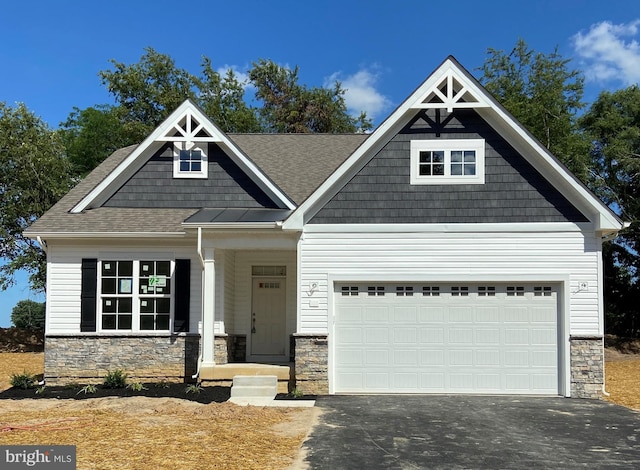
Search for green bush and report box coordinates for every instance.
[103,369,128,389]
[10,371,37,389]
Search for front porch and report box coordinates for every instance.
[200,362,293,394]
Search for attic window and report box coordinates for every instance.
[173,143,208,179]
[410,139,485,185]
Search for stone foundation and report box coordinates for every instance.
[570,336,604,399]
[229,334,246,362]
[293,334,328,395]
[44,335,200,385]
[214,335,230,364]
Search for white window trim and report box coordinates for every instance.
[172,142,208,179]
[410,138,485,185]
[98,259,175,333]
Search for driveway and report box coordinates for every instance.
[300,396,640,469]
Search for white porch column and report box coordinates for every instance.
[201,247,216,374]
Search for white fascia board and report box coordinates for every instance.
[283,58,487,230]
[72,100,295,213]
[477,109,623,232]
[302,222,592,234]
[25,231,186,239]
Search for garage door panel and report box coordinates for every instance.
[334,283,559,395]
[420,350,445,366]
[394,350,418,366]
[418,307,445,322]
[419,328,444,344]
[394,328,417,343]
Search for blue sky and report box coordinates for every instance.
[1,0,639,326]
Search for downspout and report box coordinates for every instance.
[597,224,631,396]
[192,226,205,380]
[37,236,48,386]
[36,236,47,254]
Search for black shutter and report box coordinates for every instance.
[174,259,191,333]
[80,258,98,332]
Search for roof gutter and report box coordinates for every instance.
[36,236,47,254]
[182,222,284,230]
[24,231,187,239]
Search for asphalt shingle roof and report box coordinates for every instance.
[25,134,368,236]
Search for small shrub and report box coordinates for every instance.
[126,381,148,392]
[77,384,97,395]
[103,369,128,389]
[185,383,203,394]
[289,388,304,398]
[155,379,170,389]
[35,385,47,395]
[10,371,37,390]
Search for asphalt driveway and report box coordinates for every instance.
[301,396,640,469]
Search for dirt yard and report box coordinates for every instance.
[0,347,638,469]
[0,353,316,470]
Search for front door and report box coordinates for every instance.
[251,277,286,357]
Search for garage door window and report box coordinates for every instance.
[422,286,440,296]
[368,286,385,296]
[507,286,525,296]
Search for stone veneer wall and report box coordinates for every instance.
[214,335,230,364]
[570,336,604,399]
[293,334,328,394]
[45,335,200,385]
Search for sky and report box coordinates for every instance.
[1,0,639,327]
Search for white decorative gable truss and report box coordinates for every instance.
[71,100,295,213]
[283,56,623,234]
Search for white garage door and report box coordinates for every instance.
[334,283,559,394]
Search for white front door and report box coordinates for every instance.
[251,277,287,357]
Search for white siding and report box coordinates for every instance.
[298,229,601,336]
[46,240,202,334]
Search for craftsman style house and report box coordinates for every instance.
[26,57,624,398]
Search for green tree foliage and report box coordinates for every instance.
[0,103,73,291]
[249,59,371,133]
[60,105,146,176]
[64,49,371,176]
[580,86,640,336]
[99,48,197,130]
[195,58,261,133]
[479,39,590,180]
[11,299,45,330]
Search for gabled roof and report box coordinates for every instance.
[282,56,623,233]
[70,100,297,213]
[24,133,366,237]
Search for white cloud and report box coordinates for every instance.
[572,20,640,84]
[216,64,253,90]
[325,67,392,121]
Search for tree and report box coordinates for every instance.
[60,105,146,177]
[195,58,261,133]
[0,103,74,291]
[580,86,640,336]
[249,59,371,133]
[99,47,197,130]
[11,299,45,330]
[479,39,590,180]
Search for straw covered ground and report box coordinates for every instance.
[0,353,316,470]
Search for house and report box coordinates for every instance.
[25,56,624,398]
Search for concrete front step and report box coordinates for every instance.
[231,375,277,399]
[200,363,292,394]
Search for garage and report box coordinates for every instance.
[333,283,559,394]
